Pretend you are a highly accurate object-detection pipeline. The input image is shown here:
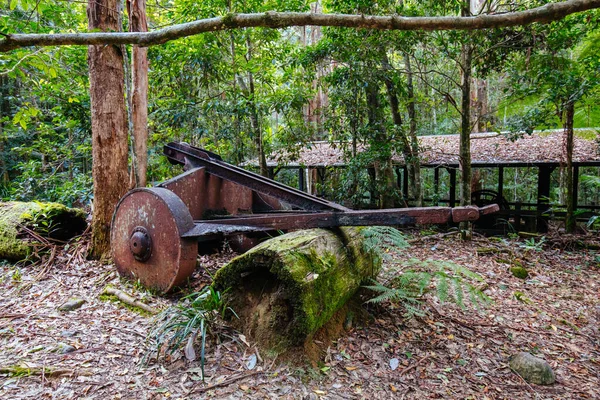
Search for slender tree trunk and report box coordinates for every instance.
[405,54,422,206]
[0,75,8,184]
[564,102,576,233]
[459,39,473,239]
[87,0,129,258]
[244,34,268,177]
[381,54,420,206]
[128,0,149,187]
[476,78,488,132]
[365,82,396,209]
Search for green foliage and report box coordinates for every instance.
[358,226,489,317]
[146,286,235,380]
[365,258,490,317]
[359,226,409,264]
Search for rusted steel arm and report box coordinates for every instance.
[182,204,499,238]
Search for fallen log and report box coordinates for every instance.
[212,227,380,353]
[0,201,87,260]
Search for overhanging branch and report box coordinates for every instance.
[1,0,599,52]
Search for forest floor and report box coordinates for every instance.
[0,228,599,399]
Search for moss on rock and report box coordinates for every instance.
[510,265,529,279]
[212,227,380,353]
[0,201,87,261]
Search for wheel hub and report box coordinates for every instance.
[129,226,152,261]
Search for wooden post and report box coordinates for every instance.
[317,167,327,197]
[573,165,579,215]
[396,167,402,194]
[537,166,554,233]
[368,167,377,206]
[298,167,306,192]
[402,166,409,203]
[448,168,457,207]
[434,167,440,206]
[497,166,504,198]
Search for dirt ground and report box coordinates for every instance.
[1,229,599,399]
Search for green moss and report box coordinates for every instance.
[221,13,238,28]
[0,201,86,261]
[213,227,381,351]
[99,292,154,317]
[0,202,39,260]
[510,266,529,279]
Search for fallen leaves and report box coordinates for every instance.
[1,230,599,399]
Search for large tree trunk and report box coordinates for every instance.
[128,0,149,187]
[87,0,129,258]
[212,227,380,353]
[564,102,576,233]
[0,201,87,260]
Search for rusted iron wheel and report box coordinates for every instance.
[110,188,197,293]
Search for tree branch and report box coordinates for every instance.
[1,0,599,52]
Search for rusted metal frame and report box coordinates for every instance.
[163,142,348,212]
[182,205,499,238]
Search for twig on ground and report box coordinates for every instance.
[102,286,159,314]
[0,365,93,377]
[0,313,26,319]
[399,355,431,376]
[192,371,265,394]
[49,346,105,359]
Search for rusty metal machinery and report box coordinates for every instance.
[111,142,499,293]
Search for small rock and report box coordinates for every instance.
[58,298,86,312]
[60,330,78,337]
[510,266,529,279]
[56,343,76,354]
[509,352,555,385]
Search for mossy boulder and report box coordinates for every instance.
[509,352,556,385]
[0,201,87,261]
[212,227,380,353]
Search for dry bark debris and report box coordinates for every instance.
[1,231,599,399]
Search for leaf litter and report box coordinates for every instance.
[0,229,598,399]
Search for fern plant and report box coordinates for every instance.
[358,227,489,317]
[359,226,410,264]
[365,259,490,317]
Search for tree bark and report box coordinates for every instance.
[87,0,130,259]
[459,28,473,239]
[3,0,600,51]
[128,0,149,187]
[564,102,576,233]
[381,54,421,207]
[0,75,8,184]
[405,54,423,206]
[365,82,396,209]
[244,34,268,177]
[212,227,381,352]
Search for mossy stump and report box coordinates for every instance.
[212,227,380,353]
[0,201,87,261]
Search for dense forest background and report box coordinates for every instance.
[1,0,599,210]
